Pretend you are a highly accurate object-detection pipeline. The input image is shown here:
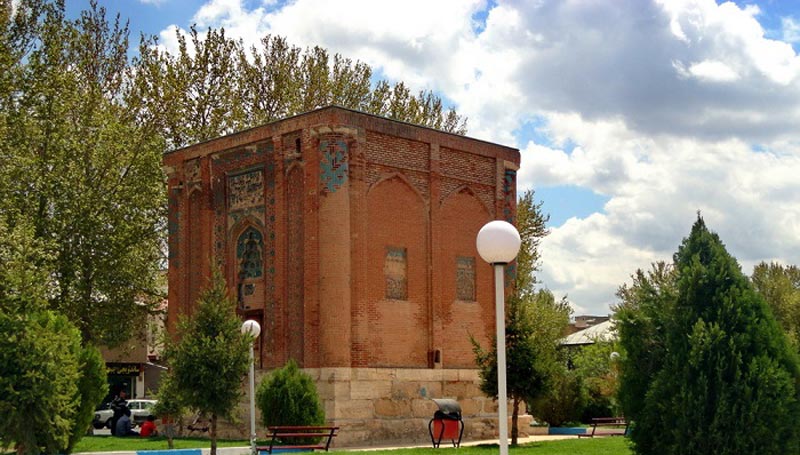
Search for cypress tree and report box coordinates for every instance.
[161,270,251,455]
[617,217,800,454]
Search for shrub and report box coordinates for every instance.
[571,341,620,421]
[0,311,82,455]
[256,359,325,430]
[528,366,586,427]
[65,346,107,453]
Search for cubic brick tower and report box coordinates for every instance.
[164,106,522,445]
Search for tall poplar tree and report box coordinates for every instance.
[0,0,165,346]
[616,217,800,455]
[131,30,467,150]
[752,262,800,345]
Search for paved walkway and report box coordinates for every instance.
[350,434,576,451]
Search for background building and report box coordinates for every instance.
[163,106,522,445]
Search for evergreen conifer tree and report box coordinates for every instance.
[162,270,250,455]
[616,217,800,455]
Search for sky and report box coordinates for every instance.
[65,0,800,316]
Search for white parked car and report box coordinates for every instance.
[93,399,158,429]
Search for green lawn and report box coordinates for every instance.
[71,436,251,453]
[365,439,631,455]
[68,436,632,455]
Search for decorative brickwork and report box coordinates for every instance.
[440,147,495,185]
[439,179,495,216]
[502,169,517,285]
[502,169,516,223]
[384,246,408,300]
[286,164,305,363]
[184,158,201,190]
[320,139,348,193]
[211,143,273,269]
[237,227,264,279]
[365,164,429,199]
[187,189,203,317]
[167,188,181,266]
[164,106,520,447]
[456,256,476,302]
[366,131,430,171]
[228,170,264,211]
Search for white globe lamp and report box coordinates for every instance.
[241,319,262,338]
[476,220,522,265]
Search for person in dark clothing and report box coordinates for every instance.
[109,389,129,436]
[115,409,139,437]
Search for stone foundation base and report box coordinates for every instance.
[208,367,536,448]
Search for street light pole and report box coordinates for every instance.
[476,220,521,455]
[493,262,509,455]
[241,320,262,455]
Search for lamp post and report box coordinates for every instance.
[242,320,262,455]
[476,220,521,455]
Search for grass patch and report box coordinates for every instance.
[68,436,632,455]
[362,438,631,455]
[72,436,249,453]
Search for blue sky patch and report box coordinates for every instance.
[535,185,610,227]
[471,0,497,34]
[513,116,551,147]
[513,117,578,154]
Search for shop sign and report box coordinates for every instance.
[107,363,140,375]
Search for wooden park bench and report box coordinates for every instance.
[256,425,339,454]
[186,414,209,434]
[577,417,628,438]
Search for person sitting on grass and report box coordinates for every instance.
[140,415,158,437]
[115,409,139,437]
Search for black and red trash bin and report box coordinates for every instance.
[428,398,464,448]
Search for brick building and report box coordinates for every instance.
[163,106,523,445]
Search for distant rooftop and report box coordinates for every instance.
[562,320,616,346]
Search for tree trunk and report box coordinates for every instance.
[165,416,175,449]
[511,397,520,446]
[210,413,218,455]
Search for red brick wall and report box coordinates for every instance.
[317,132,353,367]
[186,189,201,318]
[438,189,493,367]
[286,164,305,363]
[164,106,519,370]
[365,176,428,367]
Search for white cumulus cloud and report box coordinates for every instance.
[158,0,800,315]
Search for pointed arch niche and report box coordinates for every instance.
[364,174,428,367]
[232,223,266,312]
[438,186,493,368]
